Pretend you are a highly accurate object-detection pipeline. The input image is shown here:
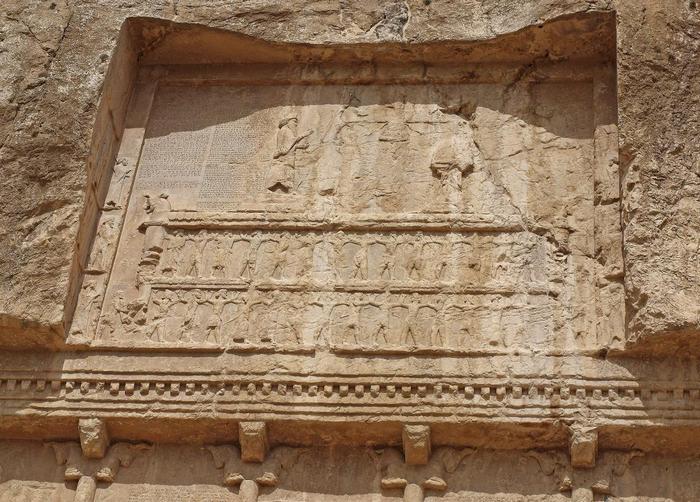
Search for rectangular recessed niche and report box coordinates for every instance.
[68,16,622,362]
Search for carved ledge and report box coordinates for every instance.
[3,369,700,438]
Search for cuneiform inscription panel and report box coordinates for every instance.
[118,486,233,502]
[70,63,622,356]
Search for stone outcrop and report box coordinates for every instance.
[616,1,700,354]
[0,1,699,500]
[1,0,696,352]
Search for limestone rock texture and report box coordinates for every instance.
[0,0,696,351]
[616,1,700,354]
[0,0,699,501]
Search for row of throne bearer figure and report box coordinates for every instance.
[99,291,526,348]
[136,229,539,286]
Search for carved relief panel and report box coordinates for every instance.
[69,61,621,357]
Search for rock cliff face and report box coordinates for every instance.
[616,1,700,353]
[0,0,697,352]
[0,1,699,501]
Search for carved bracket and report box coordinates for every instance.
[528,448,643,500]
[78,418,110,459]
[373,446,473,502]
[205,444,286,502]
[569,425,598,469]
[48,441,151,502]
[239,421,269,463]
[403,424,431,465]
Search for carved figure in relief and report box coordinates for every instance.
[373,316,390,346]
[376,245,394,280]
[291,237,312,280]
[261,294,298,345]
[528,449,643,499]
[430,301,446,347]
[487,297,505,347]
[235,237,255,280]
[355,299,380,345]
[175,290,196,342]
[183,233,204,277]
[332,232,347,281]
[281,300,304,344]
[405,240,424,281]
[204,290,233,345]
[210,238,227,279]
[344,320,359,345]
[457,308,472,348]
[433,257,449,282]
[227,299,249,343]
[160,231,186,277]
[266,115,312,193]
[88,218,116,273]
[74,279,101,338]
[400,300,419,346]
[218,234,236,279]
[183,290,210,342]
[490,248,511,282]
[220,293,245,344]
[250,299,273,343]
[99,292,146,341]
[270,236,290,280]
[330,303,355,345]
[312,302,331,346]
[425,242,449,282]
[351,244,368,280]
[316,99,354,196]
[142,193,171,258]
[113,292,134,335]
[152,192,172,219]
[430,135,476,210]
[204,298,221,344]
[145,292,174,342]
[105,157,133,209]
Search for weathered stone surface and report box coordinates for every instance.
[74,476,96,502]
[615,0,700,353]
[1,0,695,353]
[403,425,431,465]
[239,422,268,463]
[570,427,598,469]
[1,0,617,347]
[3,441,700,501]
[78,417,110,459]
[65,33,619,358]
[0,1,699,500]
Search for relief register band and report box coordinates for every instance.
[68,76,622,358]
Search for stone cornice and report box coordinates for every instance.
[2,367,700,429]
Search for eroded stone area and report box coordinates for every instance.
[69,64,621,359]
[2,440,700,501]
[10,5,700,501]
